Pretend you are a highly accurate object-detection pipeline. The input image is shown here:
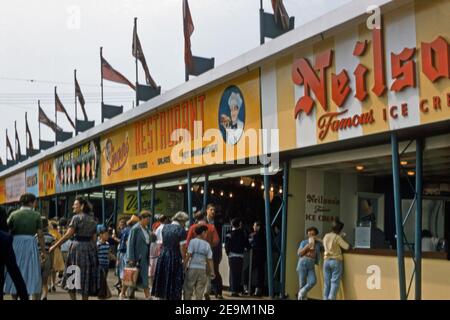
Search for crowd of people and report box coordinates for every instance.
[0,192,368,301]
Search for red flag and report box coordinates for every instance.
[101,56,136,90]
[132,21,158,89]
[39,106,62,132]
[271,0,290,31]
[183,0,195,72]
[75,74,88,121]
[6,131,14,161]
[55,92,76,129]
[26,113,34,151]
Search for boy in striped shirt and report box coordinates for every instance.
[97,228,116,299]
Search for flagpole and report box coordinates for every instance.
[100,47,104,123]
[25,112,28,157]
[74,69,78,136]
[134,17,139,107]
[14,120,17,160]
[5,129,7,162]
[54,86,57,146]
[260,0,265,45]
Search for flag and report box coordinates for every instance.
[271,0,290,31]
[15,123,21,160]
[6,131,14,161]
[55,91,76,129]
[26,113,34,151]
[183,0,195,72]
[39,106,61,132]
[101,56,136,90]
[75,73,88,121]
[132,21,158,89]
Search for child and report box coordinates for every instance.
[48,221,65,290]
[37,217,56,300]
[97,228,116,299]
[183,225,215,300]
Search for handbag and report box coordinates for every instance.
[122,266,139,287]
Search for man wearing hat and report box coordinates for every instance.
[220,91,244,145]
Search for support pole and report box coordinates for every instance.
[415,138,423,300]
[263,166,274,298]
[391,132,407,300]
[55,194,58,219]
[187,171,193,226]
[280,161,289,298]
[102,186,106,225]
[150,181,156,226]
[203,173,209,211]
[259,0,265,45]
[113,187,118,227]
[137,180,142,214]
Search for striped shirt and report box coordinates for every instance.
[97,240,110,269]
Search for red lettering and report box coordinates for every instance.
[141,120,147,154]
[354,64,368,101]
[383,108,387,121]
[372,27,387,96]
[293,50,333,118]
[391,48,416,92]
[353,40,368,56]
[420,99,429,113]
[422,36,450,82]
[160,111,166,150]
[135,123,141,156]
[447,93,450,107]
[390,106,398,119]
[401,103,408,117]
[433,96,441,110]
[198,95,206,136]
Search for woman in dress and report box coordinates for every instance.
[49,196,100,300]
[120,211,152,300]
[152,211,188,300]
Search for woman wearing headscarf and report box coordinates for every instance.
[50,196,100,300]
[152,211,188,300]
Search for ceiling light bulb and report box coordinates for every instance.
[240,179,244,185]
[251,181,255,187]
[356,165,364,171]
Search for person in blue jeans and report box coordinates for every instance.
[296,227,322,300]
[322,220,350,300]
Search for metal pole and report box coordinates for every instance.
[55,194,58,219]
[415,138,423,300]
[263,166,274,298]
[203,173,209,211]
[54,86,57,146]
[113,187,118,227]
[259,0,265,45]
[74,69,78,136]
[280,161,289,298]
[187,171,193,226]
[102,186,106,225]
[391,132,407,300]
[137,180,141,214]
[100,47,104,123]
[134,17,139,107]
[38,100,41,150]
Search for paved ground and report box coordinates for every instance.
[4,271,270,301]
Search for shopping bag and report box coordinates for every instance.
[122,267,139,287]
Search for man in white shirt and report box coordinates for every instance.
[220,92,244,145]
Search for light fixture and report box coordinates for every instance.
[407,171,415,176]
[251,181,255,187]
[220,191,224,196]
[191,187,194,191]
[229,192,233,198]
[356,165,365,171]
[400,161,408,166]
[261,184,265,190]
[270,186,274,192]
[240,178,244,185]
[211,189,214,195]
[178,185,183,191]
[200,189,204,194]
[279,188,283,194]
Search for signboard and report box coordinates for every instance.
[5,171,26,203]
[102,70,261,185]
[263,1,450,152]
[39,158,56,197]
[123,189,184,217]
[26,166,39,197]
[55,139,101,193]
[0,179,5,204]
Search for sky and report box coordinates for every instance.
[0,0,351,162]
